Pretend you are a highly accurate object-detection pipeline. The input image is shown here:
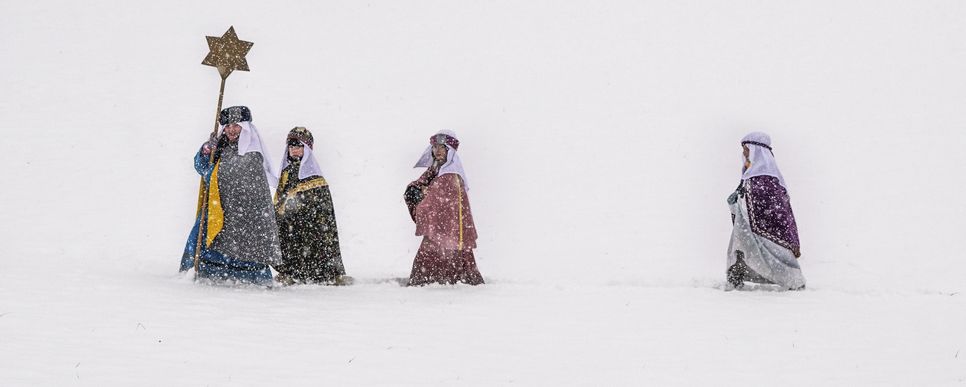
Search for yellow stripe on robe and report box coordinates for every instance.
[288,177,328,195]
[274,172,289,204]
[275,177,328,217]
[456,176,463,250]
[205,163,224,247]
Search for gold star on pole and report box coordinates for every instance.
[202,26,253,79]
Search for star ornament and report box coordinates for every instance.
[202,26,253,79]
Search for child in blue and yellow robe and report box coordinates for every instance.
[179,106,282,285]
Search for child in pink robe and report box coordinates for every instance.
[405,131,484,286]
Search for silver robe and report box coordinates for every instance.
[727,190,806,289]
[210,144,283,266]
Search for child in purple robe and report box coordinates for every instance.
[726,132,806,290]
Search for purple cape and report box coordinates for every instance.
[744,175,801,254]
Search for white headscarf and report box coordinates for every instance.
[278,141,324,181]
[414,129,469,191]
[740,131,787,189]
[221,121,278,188]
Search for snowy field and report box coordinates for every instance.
[2,1,965,385]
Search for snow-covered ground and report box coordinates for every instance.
[2,1,965,385]
[3,259,965,386]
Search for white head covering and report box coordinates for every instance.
[740,131,787,189]
[414,129,469,191]
[279,141,324,180]
[221,121,279,188]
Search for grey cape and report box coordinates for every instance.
[210,143,283,267]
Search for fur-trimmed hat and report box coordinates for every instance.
[219,106,252,125]
[287,126,314,149]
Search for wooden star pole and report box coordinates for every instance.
[192,26,254,274]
